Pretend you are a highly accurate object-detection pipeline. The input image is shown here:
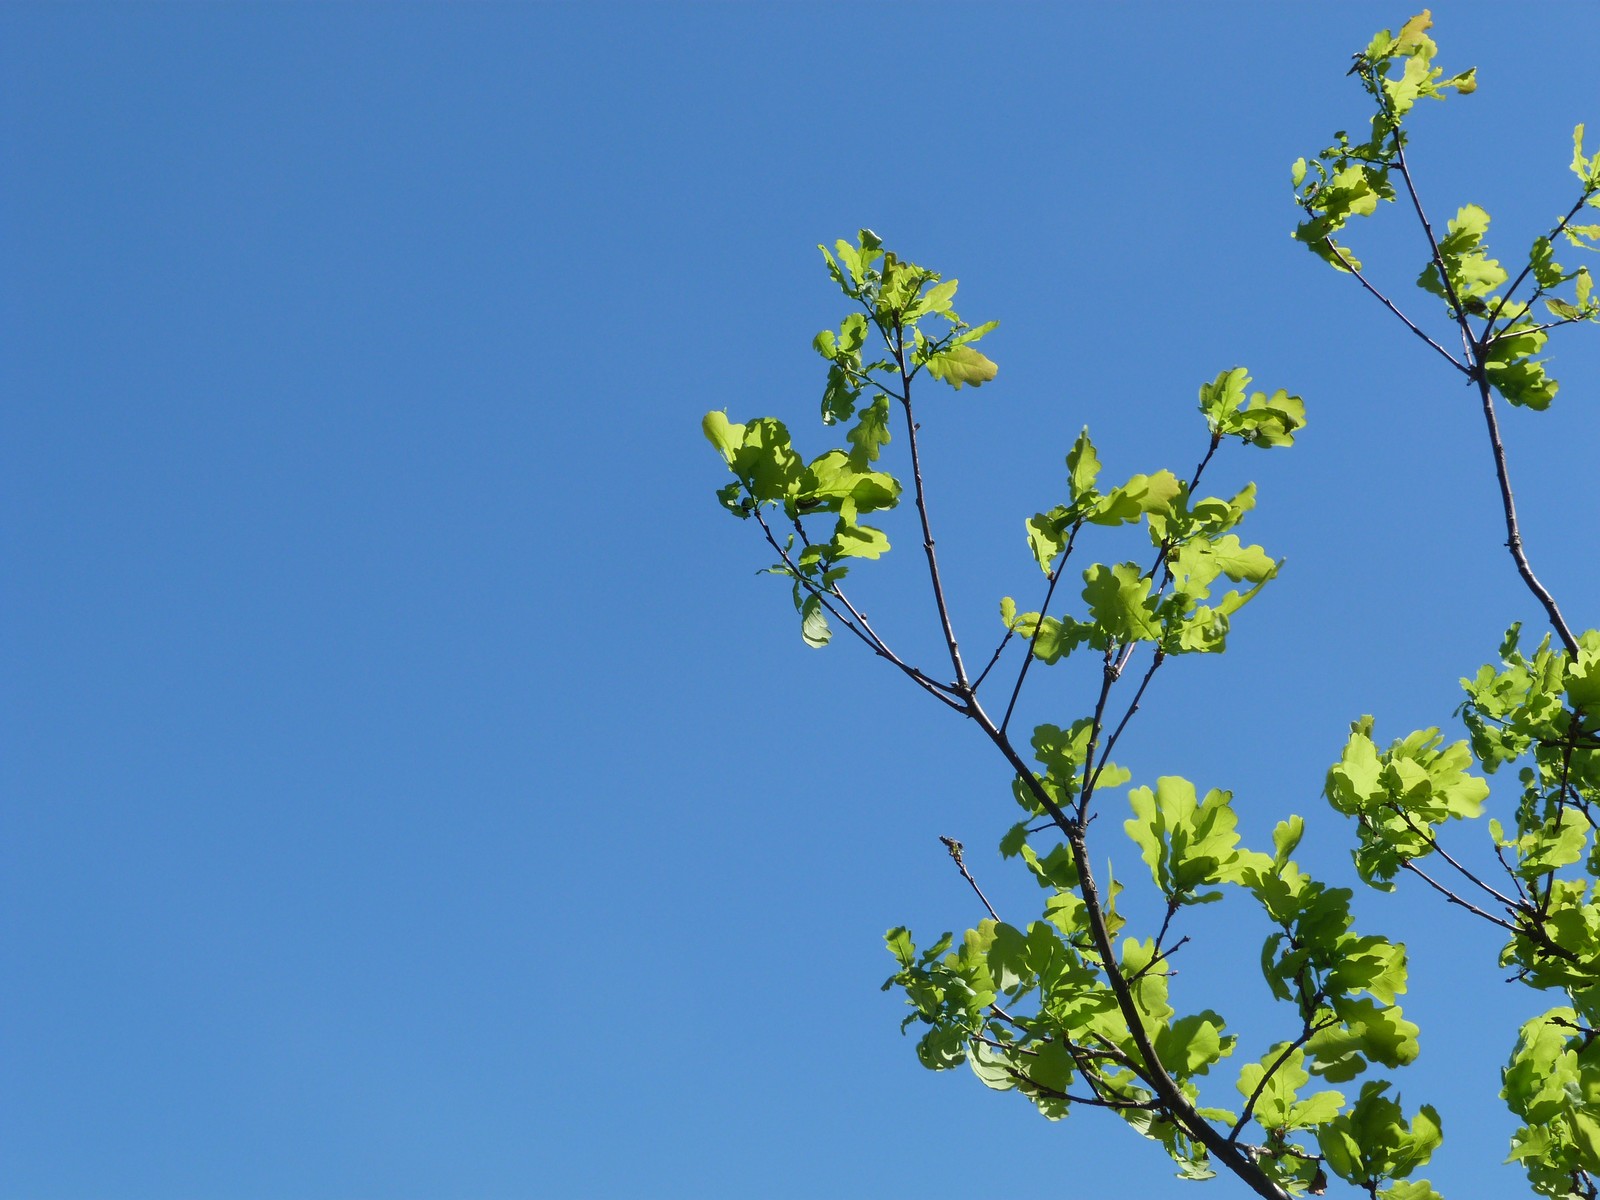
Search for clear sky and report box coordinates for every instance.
[4,3,1599,1198]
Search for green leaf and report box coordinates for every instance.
[702,410,745,463]
[1380,1180,1443,1200]
[1155,1011,1234,1080]
[1067,427,1101,500]
[915,278,958,318]
[1418,203,1507,307]
[832,520,890,560]
[799,594,831,647]
[923,344,999,390]
[1025,507,1071,574]
[1315,1081,1441,1185]
[1273,816,1305,866]
[846,395,893,467]
[1234,1046,1343,1131]
[1125,777,1260,902]
[1082,562,1162,642]
[1200,369,1306,448]
[1307,998,1420,1079]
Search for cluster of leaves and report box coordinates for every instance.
[884,790,1436,1195]
[702,229,995,648]
[1289,12,1600,1199]
[1007,370,1295,664]
[1328,626,1600,1198]
[1292,10,1600,412]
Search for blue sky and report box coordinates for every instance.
[4,3,1599,1197]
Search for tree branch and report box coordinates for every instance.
[751,506,967,712]
[939,835,1000,922]
[1000,524,1082,734]
[1469,373,1580,656]
[957,692,1289,1199]
[1304,221,1467,373]
[893,324,971,689]
[1390,125,1579,654]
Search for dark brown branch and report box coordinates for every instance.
[1470,374,1580,656]
[751,505,967,712]
[1391,122,1478,364]
[1400,860,1520,935]
[1307,216,1467,372]
[1387,135,1579,654]
[1388,808,1521,911]
[997,1060,1161,1111]
[1229,1017,1339,1142]
[1089,648,1167,794]
[1076,650,1124,823]
[893,324,971,690]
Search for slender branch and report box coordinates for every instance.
[1000,525,1081,734]
[1076,650,1124,822]
[893,324,971,689]
[1388,131,1579,653]
[939,835,1000,922]
[1089,648,1167,795]
[751,506,967,712]
[1470,374,1580,655]
[1523,315,1597,336]
[997,1060,1162,1111]
[1129,936,1189,984]
[970,635,1011,692]
[1229,1017,1339,1142]
[1391,125,1477,364]
[1399,860,1520,935]
[1151,898,1181,959]
[958,693,1289,1199]
[1308,218,1467,373]
[1482,192,1593,338]
[1388,808,1521,910]
[791,516,965,699]
[1186,432,1224,493]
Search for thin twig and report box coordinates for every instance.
[1385,128,1580,653]
[1389,807,1521,910]
[1400,860,1520,935]
[751,506,967,712]
[1089,648,1167,794]
[893,324,971,690]
[1482,192,1593,338]
[1229,1018,1338,1142]
[1310,226,1468,373]
[1076,650,1124,823]
[1000,525,1081,734]
[940,835,1000,922]
[1391,122,1477,363]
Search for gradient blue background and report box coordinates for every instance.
[5,3,1599,1197]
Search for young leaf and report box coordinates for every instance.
[923,344,999,390]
